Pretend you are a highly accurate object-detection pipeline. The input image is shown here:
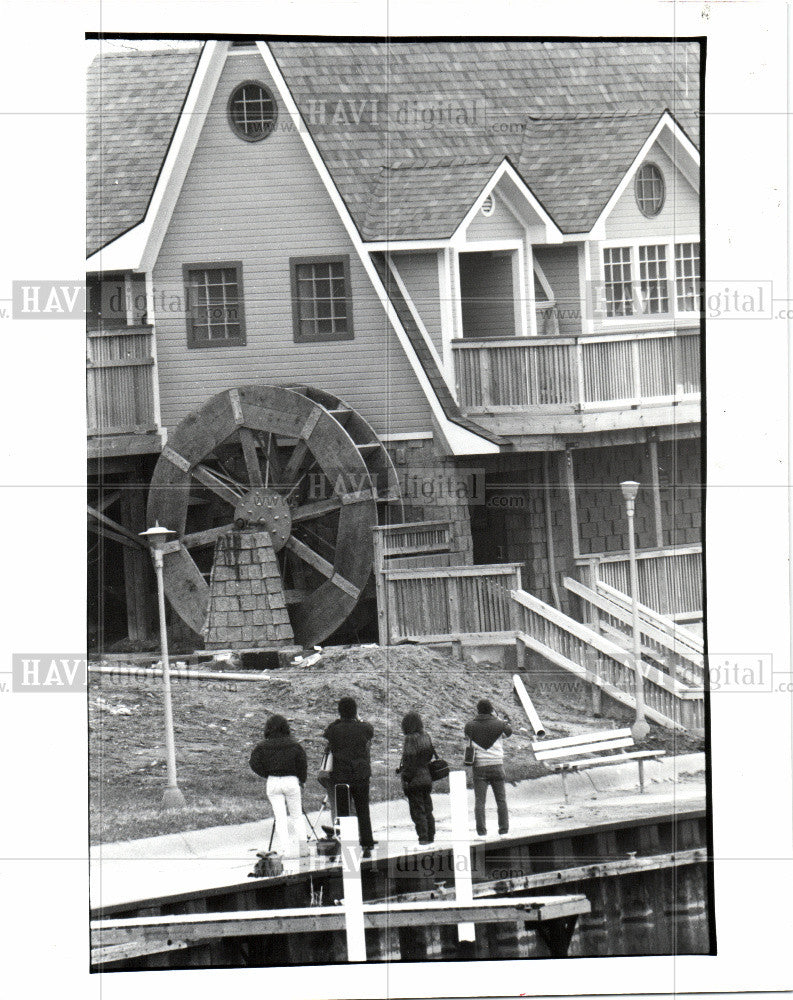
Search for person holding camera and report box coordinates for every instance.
[464,698,512,838]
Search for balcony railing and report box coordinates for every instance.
[87,326,158,439]
[452,328,700,414]
[574,544,702,620]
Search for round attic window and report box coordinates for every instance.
[228,81,277,141]
[480,194,495,217]
[634,162,665,217]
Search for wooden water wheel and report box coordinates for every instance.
[147,384,402,647]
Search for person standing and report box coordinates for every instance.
[323,696,376,856]
[464,698,512,837]
[397,712,436,845]
[249,714,308,859]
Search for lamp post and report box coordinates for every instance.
[619,481,650,740]
[140,521,186,809]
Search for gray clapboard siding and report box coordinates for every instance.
[533,245,582,335]
[588,140,699,333]
[389,251,443,353]
[465,193,526,240]
[153,51,435,438]
[604,141,699,239]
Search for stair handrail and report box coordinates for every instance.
[510,588,699,698]
[563,577,704,673]
[594,579,704,655]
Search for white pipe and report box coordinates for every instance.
[513,674,546,738]
[338,816,366,962]
[89,665,270,683]
[449,770,476,942]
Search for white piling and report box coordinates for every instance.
[448,770,476,943]
[338,816,366,962]
[513,673,546,737]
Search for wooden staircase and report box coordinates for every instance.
[511,588,704,734]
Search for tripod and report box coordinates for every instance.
[267,795,330,851]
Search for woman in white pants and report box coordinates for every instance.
[249,715,308,859]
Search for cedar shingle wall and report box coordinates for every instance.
[152,51,435,438]
[387,438,475,562]
[470,438,701,612]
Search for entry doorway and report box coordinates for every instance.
[458,250,518,338]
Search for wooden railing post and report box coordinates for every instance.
[447,577,462,634]
[631,338,642,403]
[480,349,493,407]
[575,339,586,408]
[372,530,389,646]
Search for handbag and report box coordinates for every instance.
[428,752,450,782]
[463,739,475,767]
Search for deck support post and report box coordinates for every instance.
[647,434,671,614]
[563,448,580,560]
[121,481,154,642]
[536,915,579,958]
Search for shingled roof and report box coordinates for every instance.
[269,40,699,240]
[86,40,699,254]
[86,45,202,257]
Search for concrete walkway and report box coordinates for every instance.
[90,752,706,912]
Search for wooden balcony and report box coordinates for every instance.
[574,544,702,621]
[87,326,161,458]
[452,327,700,440]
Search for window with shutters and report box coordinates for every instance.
[290,255,354,343]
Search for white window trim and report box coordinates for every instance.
[598,234,701,329]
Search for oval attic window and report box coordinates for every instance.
[634,162,665,217]
[480,194,495,217]
[228,81,278,141]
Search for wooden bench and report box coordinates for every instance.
[531,728,666,803]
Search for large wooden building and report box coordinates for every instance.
[87,39,702,649]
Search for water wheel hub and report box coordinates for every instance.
[233,487,292,550]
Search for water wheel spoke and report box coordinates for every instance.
[191,464,244,508]
[257,431,282,487]
[182,524,234,549]
[238,427,264,488]
[282,439,311,485]
[284,537,360,599]
[284,536,334,578]
[291,496,343,524]
[208,462,248,492]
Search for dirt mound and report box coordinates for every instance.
[89,644,702,844]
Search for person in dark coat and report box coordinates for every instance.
[250,714,308,858]
[397,712,436,845]
[322,696,376,855]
